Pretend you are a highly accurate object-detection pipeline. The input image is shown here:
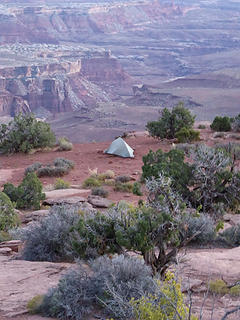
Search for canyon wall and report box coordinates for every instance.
[0,1,184,43]
[0,49,130,116]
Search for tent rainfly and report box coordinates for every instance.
[104,137,134,158]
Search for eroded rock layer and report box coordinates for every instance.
[0,44,129,116]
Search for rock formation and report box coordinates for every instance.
[0,44,129,116]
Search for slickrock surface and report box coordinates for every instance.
[0,255,71,318]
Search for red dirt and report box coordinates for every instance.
[0,128,239,203]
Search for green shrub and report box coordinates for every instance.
[132,182,143,196]
[131,271,197,320]
[209,279,228,294]
[176,127,200,143]
[210,116,231,132]
[27,295,44,314]
[209,279,240,296]
[0,113,56,154]
[54,178,70,190]
[0,192,19,231]
[3,173,45,210]
[146,102,195,139]
[114,182,133,192]
[198,124,206,129]
[0,231,11,243]
[229,285,240,296]
[82,177,102,188]
[142,149,192,197]
[91,187,109,198]
[57,137,73,151]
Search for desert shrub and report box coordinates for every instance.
[131,271,197,320]
[0,192,19,231]
[219,224,240,247]
[39,255,155,320]
[132,182,143,196]
[0,113,56,154]
[2,183,19,203]
[229,285,240,296]
[91,187,109,198]
[12,205,81,262]
[232,118,240,132]
[210,116,231,132]
[215,142,240,160]
[3,173,45,210]
[176,127,200,143]
[82,177,102,188]
[25,162,42,175]
[54,178,70,190]
[37,166,69,177]
[114,182,133,192]
[209,279,240,297]
[146,102,195,139]
[209,279,229,295]
[98,170,115,180]
[142,149,193,197]
[198,124,206,129]
[181,213,215,245]
[27,295,44,314]
[25,158,74,178]
[57,137,73,151]
[115,175,132,183]
[0,231,11,242]
[175,143,196,156]
[53,157,75,170]
[190,144,240,214]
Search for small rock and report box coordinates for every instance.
[223,214,240,225]
[45,188,90,200]
[87,195,114,208]
[43,196,87,206]
[181,279,203,293]
[221,222,232,232]
[21,210,49,223]
[0,247,12,255]
[0,240,22,252]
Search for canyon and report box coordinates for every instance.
[1,0,240,141]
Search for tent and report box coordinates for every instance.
[104,137,134,158]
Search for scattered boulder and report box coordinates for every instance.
[87,195,114,208]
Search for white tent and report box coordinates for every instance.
[104,137,134,158]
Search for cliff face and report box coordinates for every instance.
[0,47,130,116]
[0,1,184,43]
